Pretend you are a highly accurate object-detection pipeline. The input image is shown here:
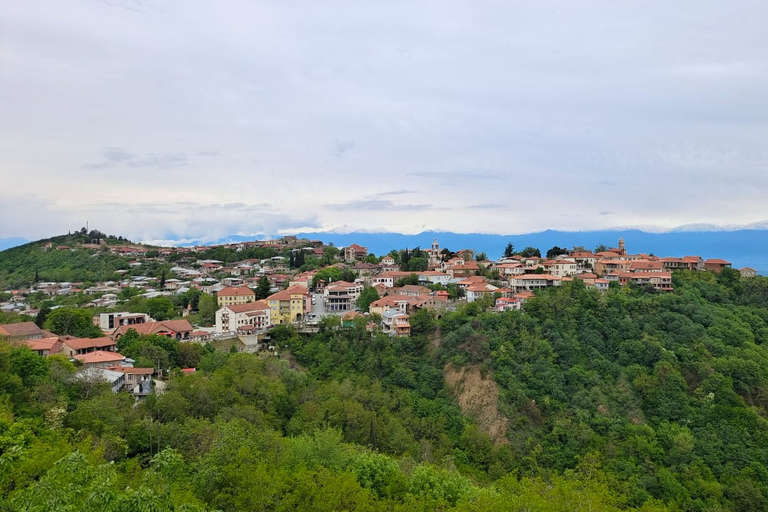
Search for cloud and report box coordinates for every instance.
[2,2,767,239]
[329,139,356,158]
[467,203,504,210]
[324,199,433,211]
[376,190,415,197]
[84,148,189,170]
[407,170,502,182]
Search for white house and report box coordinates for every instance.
[215,300,271,334]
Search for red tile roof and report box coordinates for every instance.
[218,286,256,297]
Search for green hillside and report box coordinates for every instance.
[2,270,768,510]
[0,230,137,289]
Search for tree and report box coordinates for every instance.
[35,301,54,328]
[159,270,166,290]
[594,244,609,253]
[198,293,217,325]
[519,246,541,258]
[255,276,271,299]
[475,252,487,261]
[145,297,176,321]
[407,257,428,272]
[546,246,568,258]
[356,287,380,313]
[503,243,515,258]
[323,246,340,264]
[43,308,102,337]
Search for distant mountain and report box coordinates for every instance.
[0,238,28,251]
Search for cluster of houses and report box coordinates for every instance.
[207,237,751,339]
[0,310,216,399]
[3,236,755,348]
[0,235,759,400]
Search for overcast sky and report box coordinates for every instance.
[2,1,767,244]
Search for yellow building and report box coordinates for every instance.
[217,286,256,307]
[266,285,309,324]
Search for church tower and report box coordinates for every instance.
[429,238,441,267]
[618,237,626,256]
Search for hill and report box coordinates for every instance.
[2,270,768,510]
[0,229,146,289]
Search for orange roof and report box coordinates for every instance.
[75,351,125,364]
[61,336,116,350]
[106,365,154,375]
[225,300,270,313]
[23,337,61,352]
[116,320,193,336]
[0,322,48,337]
[218,286,256,297]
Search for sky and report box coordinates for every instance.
[1,1,767,245]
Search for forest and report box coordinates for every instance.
[1,270,768,511]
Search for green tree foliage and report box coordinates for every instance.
[357,287,381,313]
[595,243,610,253]
[197,293,217,325]
[503,243,515,258]
[255,275,271,299]
[407,257,429,271]
[43,308,103,337]
[518,246,541,258]
[546,245,568,258]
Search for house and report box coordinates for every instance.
[739,267,757,278]
[75,367,125,393]
[629,260,664,273]
[661,256,704,272]
[392,284,432,297]
[417,271,452,286]
[369,295,422,316]
[594,258,632,276]
[75,350,127,368]
[323,281,364,312]
[465,282,500,303]
[495,297,521,312]
[217,286,256,306]
[381,309,410,337]
[704,259,732,273]
[21,337,63,356]
[95,312,151,331]
[446,261,479,278]
[369,271,413,288]
[266,285,310,324]
[215,300,271,334]
[106,365,154,398]
[343,244,368,263]
[0,322,56,342]
[350,262,381,277]
[569,251,597,271]
[59,336,117,357]
[542,258,578,277]
[507,274,562,292]
[605,271,673,291]
[379,256,398,272]
[493,263,526,278]
[112,319,194,341]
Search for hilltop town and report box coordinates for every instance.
[1,230,754,384]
